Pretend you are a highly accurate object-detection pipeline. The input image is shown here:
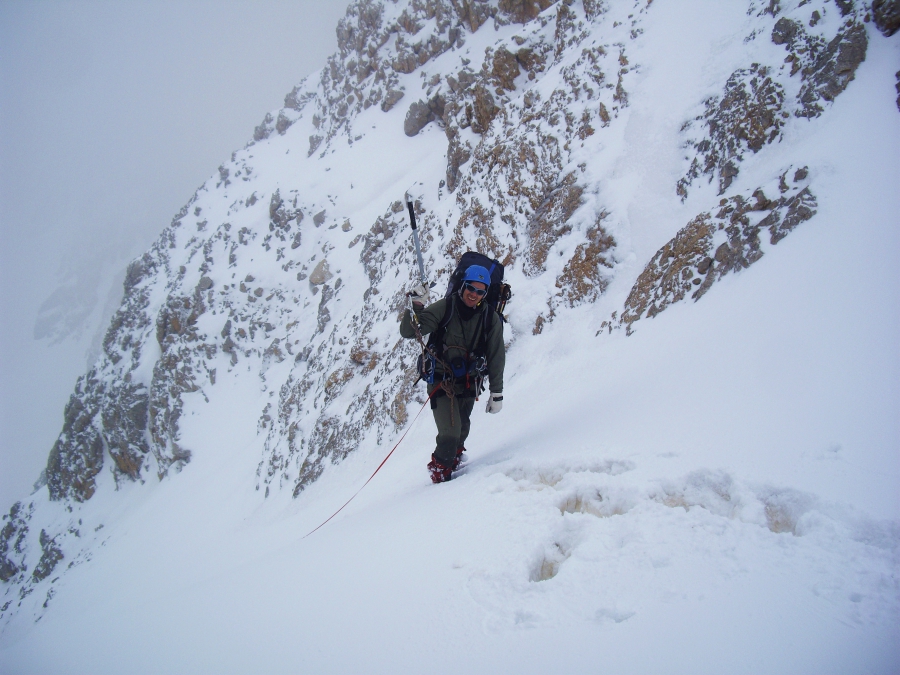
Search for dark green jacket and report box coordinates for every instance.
[400,296,505,393]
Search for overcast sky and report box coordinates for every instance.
[0,0,352,506]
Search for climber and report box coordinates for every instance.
[399,264,505,483]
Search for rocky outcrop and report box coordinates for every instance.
[623,168,816,330]
[678,65,786,197]
[678,4,868,199]
[403,99,438,136]
[873,0,900,36]
[524,174,585,275]
[554,212,616,307]
[0,503,29,582]
[895,70,900,112]
[46,375,105,502]
[793,22,867,118]
[498,0,557,24]
[31,531,63,582]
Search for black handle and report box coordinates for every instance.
[406,201,417,230]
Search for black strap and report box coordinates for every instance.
[426,295,455,357]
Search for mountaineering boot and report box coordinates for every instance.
[451,446,466,471]
[427,454,452,483]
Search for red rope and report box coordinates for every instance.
[302,389,437,539]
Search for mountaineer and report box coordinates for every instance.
[400,264,505,483]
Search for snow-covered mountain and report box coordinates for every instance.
[2,0,898,671]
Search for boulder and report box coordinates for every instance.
[309,259,333,285]
[404,99,435,136]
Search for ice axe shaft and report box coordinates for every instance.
[406,200,427,286]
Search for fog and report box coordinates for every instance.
[0,0,351,506]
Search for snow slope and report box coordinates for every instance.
[1,0,898,672]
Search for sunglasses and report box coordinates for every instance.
[462,282,487,297]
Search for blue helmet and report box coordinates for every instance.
[462,264,491,286]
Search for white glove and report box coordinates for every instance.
[485,392,503,414]
[408,283,430,307]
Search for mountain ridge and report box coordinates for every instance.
[1,1,897,665]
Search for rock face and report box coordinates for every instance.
[623,169,817,330]
[678,65,786,196]
[678,3,868,199]
[873,0,900,36]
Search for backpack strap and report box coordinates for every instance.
[425,295,455,356]
[476,303,494,359]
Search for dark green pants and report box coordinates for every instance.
[431,393,476,465]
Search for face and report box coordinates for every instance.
[461,280,487,308]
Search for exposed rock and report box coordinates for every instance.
[516,46,547,74]
[381,88,405,112]
[873,0,900,36]
[308,135,323,157]
[317,288,334,353]
[834,0,855,16]
[491,47,521,92]
[680,14,868,199]
[275,111,294,135]
[678,65,786,197]
[895,70,900,112]
[253,113,274,142]
[554,212,617,307]
[624,172,817,330]
[31,530,63,582]
[102,384,150,480]
[284,83,315,112]
[582,0,606,20]
[445,128,472,192]
[470,83,500,134]
[498,0,557,24]
[46,379,104,502]
[404,99,435,136]
[771,17,801,45]
[0,502,28,581]
[796,23,867,118]
[269,190,303,235]
[309,259,333,285]
[524,174,584,275]
[454,0,496,32]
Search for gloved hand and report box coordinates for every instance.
[408,283,431,308]
[485,392,503,414]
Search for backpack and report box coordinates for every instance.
[416,251,512,385]
[443,251,511,315]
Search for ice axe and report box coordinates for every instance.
[405,194,428,287]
